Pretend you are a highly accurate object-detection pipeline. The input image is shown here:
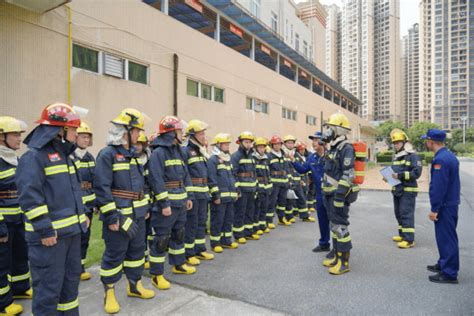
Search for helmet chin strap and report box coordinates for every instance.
[2,134,14,150]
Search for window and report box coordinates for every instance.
[103,53,124,78]
[201,83,212,100]
[187,79,199,97]
[271,11,278,32]
[295,33,300,51]
[246,97,269,114]
[72,44,98,72]
[214,87,224,103]
[303,41,308,57]
[306,115,317,126]
[282,107,297,121]
[128,61,147,84]
[251,0,261,18]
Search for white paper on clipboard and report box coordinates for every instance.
[380,166,401,186]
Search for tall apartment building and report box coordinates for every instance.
[325,4,342,82]
[419,0,432,122]
[420,0,473,129]
[402,24,420,127]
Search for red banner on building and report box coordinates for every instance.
[184,0,203,13]
[314,79,320,85]
[300,70,307,78]
[283,59,292,68]
[230,24,243,38]
[261,44,271,55]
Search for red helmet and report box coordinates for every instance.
[36,103,81,128]
[158,116,184,134]
[296,142,307,151]
[270,135,282,145]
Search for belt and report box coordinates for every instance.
[111,189,144,201]
[191,178,207,185]
[238,172,255,178]
[257,177,269,182]
[0,190,18,199]
[164,180,184,189]
[80,181,92,190]
[271,171,286,176]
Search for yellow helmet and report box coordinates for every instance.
[255,137,268,146]
[283,135,297,142]
[390,129,408,142]
[211,133,232,145]
[185,119,208,136]
[137,131,148,143]
[0,116,27,134]
[77,122,93,135]
[237,131,255,143]
[111,108,146,130]
[326,112,350,129]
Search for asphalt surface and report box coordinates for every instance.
[165,159,474,315]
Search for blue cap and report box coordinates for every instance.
[308,131,322,140]
[421,129,446,142]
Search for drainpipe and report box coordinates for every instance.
[173,54,179,116]
[67,5,72,103]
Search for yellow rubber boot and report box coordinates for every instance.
[302,216,316,222]
[127,280,155,299]
[172,264,196,275]
[328,252,351,275]
[195,252,215,260]
[237,237,247,244]
[268,223,276,229]
[12,288,32,300]
[104,284,120,314]
[256,229,264,235]
[263,228,270,233]
[144,261,150,270]
[80,271,92,281]
[186,256,201,266]
[212,246,223,253]
[278,218,291,226]
[289,218,296,223]
[222,242,238,249]
[3,302,23,315]
[152,275,171,290]
[246,234,260,240]
[392,236,403,242]
[322,252,338,267]
[398,240,415,249]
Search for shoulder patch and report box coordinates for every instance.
[189,150,197,157]
[433,164,441,170]
[48,153,61,162]
[115,154,126,162]
[343,157,351,166]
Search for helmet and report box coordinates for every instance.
[270,135,283,145]
[111,108,146,130]
[185,119,208,136]
[36,102,81,128]
[255,137,268,146]
[77,122,93,135]
[308,131,322,140]
[158,116,184,134]
[283,135,296,142]
[325,112,350,130]
[0,116,27,134]
[211,133,232,145]
[296,142,307,151]
[137,131,148,143]
[236,131,255,144]
[390,129,408,142]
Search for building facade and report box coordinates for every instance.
[325,4,342,83]
[402,24,420,127]
[419,0,432,123]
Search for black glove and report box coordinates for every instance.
[119,215,139,239]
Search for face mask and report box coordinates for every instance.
[322,126,335,143]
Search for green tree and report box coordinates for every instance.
[449,128,474,150]
[376,120,406,145]
[407,121,440,151]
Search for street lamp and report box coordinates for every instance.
[460,116,467,145]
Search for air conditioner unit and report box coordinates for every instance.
[254,102,262,112]
[6,0,71,13]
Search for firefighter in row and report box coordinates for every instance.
[17,103,89,315]
[231,132,259,243]
[283,135,315,223]
[267,135,290,227]
[208,133,239,252]
[94,108,155,314]
[253,137,272,235]
[0,117,31,316]
[389,129,422,249]
[73,122,97,281]
[183,120,214,266]
[148,116,196,292]
[321,113,359,275]
[294,142,313,220]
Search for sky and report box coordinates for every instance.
[297,0,420,36]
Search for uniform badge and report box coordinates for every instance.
[433,164,441,170]
[115,154,126,162]
[218,158,223,164]
[48,153,61,162]
[190,150,197,156]
[343,158,351,166]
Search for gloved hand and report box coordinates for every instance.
[119,215,139,239]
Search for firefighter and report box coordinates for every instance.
[283,135,315,223]
[267,135,290,227]
[148,116,196,292]
[16,103,88,315]
[95,108,155,314]
[253,137,272,234]
[295,142,312,218]
[231,132,259,243]
[389,129,422,249]
[183,119,215,266]
[0,117,30,316]
[320,113,360,275]
[208,133,239,252]
[72,122,96,282]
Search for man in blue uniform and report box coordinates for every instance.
[422,129,461,284]
[17,103,88,316]
[0,116,31,316]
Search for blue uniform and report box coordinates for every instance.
[94,144,150,285]
[267,150,289,223]
[290,152,310,220]
[429,147,461,279]
[208,154,238,247]
[184,141,211,258]
[147,133,193,276]
[17,125,87,316]
[391,150,422,242]
[253,152,272,231]
[231,147,257,238]
[0,152,30,312]
[293,151,330,247]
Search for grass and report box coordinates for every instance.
[85,214,104,268]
